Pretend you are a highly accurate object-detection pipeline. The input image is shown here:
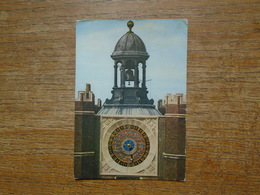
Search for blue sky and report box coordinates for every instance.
[76,19,188,105]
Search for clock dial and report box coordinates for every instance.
[108,124,150,167]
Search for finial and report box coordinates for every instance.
[127,20,134,32]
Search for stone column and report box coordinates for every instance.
[114,62,118,88]
[134,61,139,88]
[142,62,146,88]
[121,65,125,87]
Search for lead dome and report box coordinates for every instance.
[111,21,149,59]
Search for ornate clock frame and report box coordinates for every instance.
[100,116,158,178]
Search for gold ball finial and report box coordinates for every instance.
[127,20,134,32]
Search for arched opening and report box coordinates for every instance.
[114,62,122,88]
[138,61,146,88]
[123,60,137,88]
[125,68,135,87]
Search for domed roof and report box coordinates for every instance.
[111,21,149,59]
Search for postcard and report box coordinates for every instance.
[74,19,187,180]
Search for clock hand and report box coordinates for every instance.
[127,143,133,151]
[131,154,134,163]
[127,144,134,162]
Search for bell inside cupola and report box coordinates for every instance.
[125,69,135,81]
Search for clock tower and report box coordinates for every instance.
[98,21,161,178]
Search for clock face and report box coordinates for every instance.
[108,124,150,167]
[101,118,158,176]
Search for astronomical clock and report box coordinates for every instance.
[100,117,158,178]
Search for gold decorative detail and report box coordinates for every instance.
[127,20,134,32]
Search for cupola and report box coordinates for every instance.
[98,21,161,116]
